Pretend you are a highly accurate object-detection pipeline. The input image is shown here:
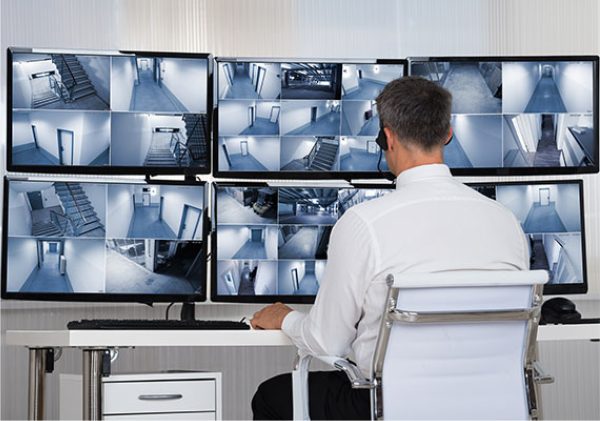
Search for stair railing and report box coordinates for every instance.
[49,210,75,236]
[184,117,203,160]
[63,184,89,230]
[170,133,192,166]
[52,55,77,101]
[305,141,320,167]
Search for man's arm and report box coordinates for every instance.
[252,210,380,358]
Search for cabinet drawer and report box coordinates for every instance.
[104,412,215,420]
[103,380,216,414]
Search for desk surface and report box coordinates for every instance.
[4,324,599,348]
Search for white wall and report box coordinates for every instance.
[28,111,84,161]
[496,185,531,224]
[217,138,230,170]
[451,114,502,166]
[80,183,107,226]
[63,239,105,292]
[218,62,233,98]
[111,56,136,110]
[77,55,110,105]
[264,226,278,259]
[78,112,110,164]
[256,101,279,120]
[246,137,279,170]
[255,261,277,294]
[218,226,250,259]
[161,58,207,113]
[161,185,204,239]
[502,62,540,113]
[315,260,326,285]
[280,138,314,166]
[41,184,61,207]
[280,101,329,134]
[342,64,359,93]
[219,101,251,135]
[6,238,38,291]
[106,184,134,238]
[256,63,281,100]
[11,61,32,108]
[110,112,152,165]
[7,187,32,236]
[11,112,33,146]
[554,62,594,113]
[341,100,372,135]
[555,183,582,232]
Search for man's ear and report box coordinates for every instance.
[384,126,395,151]
[444,126,453,145]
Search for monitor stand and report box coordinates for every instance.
[180,302,196,321]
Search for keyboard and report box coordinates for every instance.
[541,318,600,325]
[67,319,251,330]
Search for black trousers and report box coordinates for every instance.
[252,371,371,420]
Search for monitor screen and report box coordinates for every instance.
[214,59,407,179]
[212,183,394,302]
[1,178,207,301]
[468,180,587,294]
[410,56,599,175]
[7,48,212,175]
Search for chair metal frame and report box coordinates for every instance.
[292,270,553,420]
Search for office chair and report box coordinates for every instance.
[292,270,554,420]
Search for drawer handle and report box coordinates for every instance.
[138,394,183,401]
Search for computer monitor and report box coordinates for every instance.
[7,48,212,175]
[410,56,599,175]
[211,182,395,303]
[1,177,208,302]
[214,59,407,179]
[467,180,587,294]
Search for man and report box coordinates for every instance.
[250,77,530,420]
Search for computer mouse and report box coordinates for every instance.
[541,297,581,324]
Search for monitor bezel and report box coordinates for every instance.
[210,180,396,303]
[6,47,213,176]
[1,176,209,303]
[409,55,600,176]
[465,178,588,295]
[212,57,408,181]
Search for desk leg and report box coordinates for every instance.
[82,349,106,420]
[28,347,48,420]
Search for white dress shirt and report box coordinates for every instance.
[282,164,530,376]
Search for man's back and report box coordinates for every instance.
[283,164,529,376]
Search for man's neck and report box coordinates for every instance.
[395,150,444,175]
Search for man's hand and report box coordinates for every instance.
[250,302,293,330]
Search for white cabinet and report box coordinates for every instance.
[60,372,222,420]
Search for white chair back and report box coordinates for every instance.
[375,270,548,420]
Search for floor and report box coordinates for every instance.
[278,227,318,259]
[19,250,74,293]
[13,147,56,165]
[530,238,550,271]
[281,159,308,171]
[105,249,195,293]
[281,85,336,100]
[285,111,340,136]
[240,117,279,135]
[444,137,473,168]
[525,76,567,113]
[31,206,63,227]
[443,64,501,113]
[127,205,177,239]
[232,239,267,259]
[340,148,387,171]
[89,148,110,166]
[217,191,277,224]
[224,73,259,99]
[279,212,337,225]
[522,203,567,233]
[228,153,268,171]
[343,79,386,100]
[357,115,380,136]
[131,68,187,112]
[533,118,561,167]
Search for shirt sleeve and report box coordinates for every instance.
[281,210,380,358]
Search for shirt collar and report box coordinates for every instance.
[395,164,452,189]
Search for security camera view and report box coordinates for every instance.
[217,60,405,174]
[470,182,585,286]
[214,185,393,297]
[410,58,597,170]
[10,50,210,171]
[4,179,206,296]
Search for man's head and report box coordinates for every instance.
[375,76,453,176]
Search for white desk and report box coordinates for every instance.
[5,325,599,420]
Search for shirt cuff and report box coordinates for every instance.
[281,310,306,335]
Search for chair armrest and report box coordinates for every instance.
[314,356,374,389]
[533,361,555,384]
